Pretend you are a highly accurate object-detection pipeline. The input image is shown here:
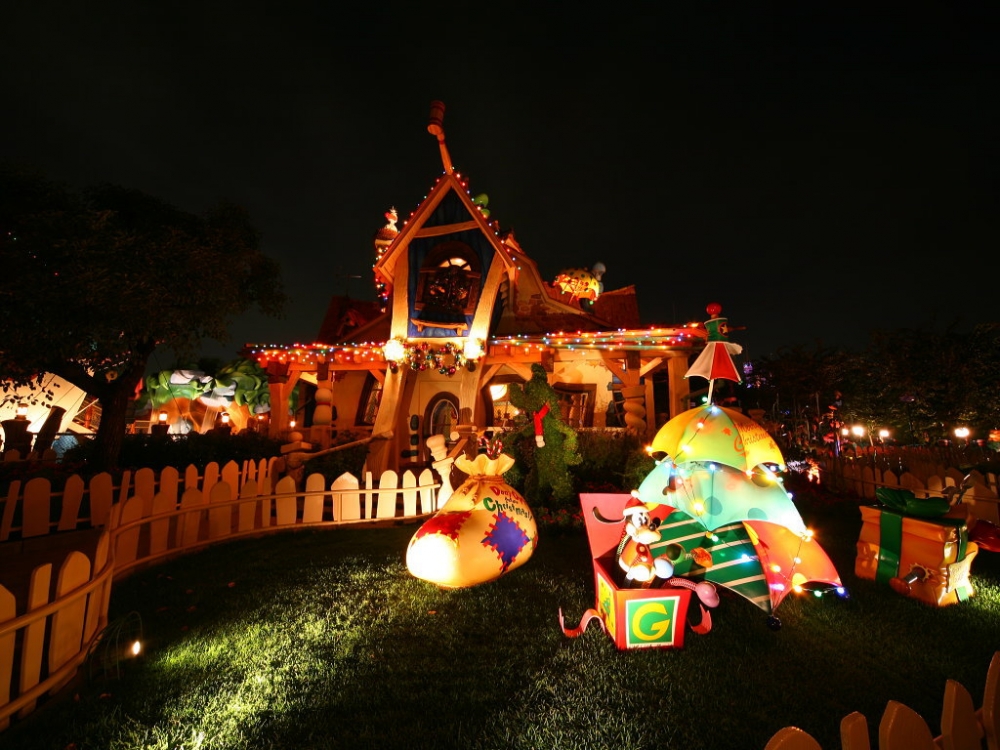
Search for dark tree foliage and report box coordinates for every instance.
[0,165,286,470]
[753,323,1000,447]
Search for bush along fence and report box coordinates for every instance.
[763,650,998,750]
[0,460,442,730]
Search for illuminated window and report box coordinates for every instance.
[414,241,480,316]
[553,383,597,429]
[355,375,383,426]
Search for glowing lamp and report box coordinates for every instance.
[15,403,28,419]
[955,426,970,440]
[158,410,168,423]
[383,337,405,361]
[221,412,230,425]
[131,640,142,656]
[463,338,485,371]
[383,337,405,373]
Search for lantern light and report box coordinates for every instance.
[221,412,230,425]
[463,338,485,371]
[15,403,28,419]
[383,337,406,373]
[158,410,168,423]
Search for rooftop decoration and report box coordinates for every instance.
[554,265,603,303]
[372,207,398,312]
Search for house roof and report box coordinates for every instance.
[315,296,385,344]
[249,103,698,358]
[592,285,641,329]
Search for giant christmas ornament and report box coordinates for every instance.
[406,451,537,588]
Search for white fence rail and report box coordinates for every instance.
[0,460,441,730]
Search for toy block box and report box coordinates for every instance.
[578,493,693,650]
[856,505,978,607]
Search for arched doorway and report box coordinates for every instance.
[422,392,459,461]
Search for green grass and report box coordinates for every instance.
[3,497,999,750]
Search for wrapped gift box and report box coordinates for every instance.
[856,505,978,607]
[575,494,693,650]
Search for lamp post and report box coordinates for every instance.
[954,426,970,447]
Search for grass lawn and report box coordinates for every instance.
[3,492,998,750]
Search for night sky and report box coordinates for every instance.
[3,4,996,366]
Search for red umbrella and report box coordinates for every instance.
[743,520,843,611]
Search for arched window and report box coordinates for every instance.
[415,241,481,316]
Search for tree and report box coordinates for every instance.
[0,165,286,470]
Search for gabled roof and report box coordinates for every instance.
[316,296,384,344]
[592,285,641,329]
[372,168,517,291]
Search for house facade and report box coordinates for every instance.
[242,103,708,474]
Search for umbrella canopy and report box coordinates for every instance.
[743,520,843,611]
[650,405,785,472]
[635,460,806,534]
[554,268,601,301]
[646,507,841,614]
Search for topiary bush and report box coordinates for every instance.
[572,429,648,493]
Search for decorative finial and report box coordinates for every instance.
[427,100,454,174]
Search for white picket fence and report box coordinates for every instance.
[816,459,1000,528]
[764,651,999,750]
[0,460,441,730]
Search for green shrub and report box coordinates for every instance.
[572,429,650,493]
[300,431,369,485]
[63,431,282,472]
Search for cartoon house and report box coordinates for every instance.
[243,102,708,475]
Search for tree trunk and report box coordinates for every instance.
[90,364,148,472]
[91,383,132,472]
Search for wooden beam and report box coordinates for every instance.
[640,357,664,377]
[413,221,479,238]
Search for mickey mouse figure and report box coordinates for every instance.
[615,497,675,587]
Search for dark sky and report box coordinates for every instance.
[2,3,996,365]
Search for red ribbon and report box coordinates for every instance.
[533,402,551,436]
[558,607,606,638]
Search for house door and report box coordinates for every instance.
[423,393,459,461]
